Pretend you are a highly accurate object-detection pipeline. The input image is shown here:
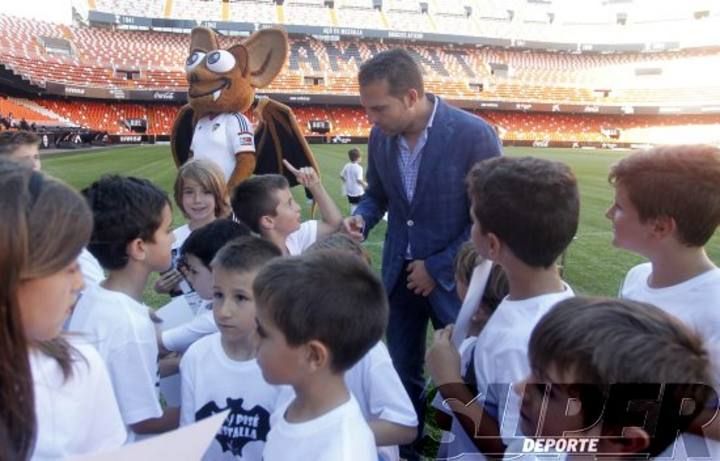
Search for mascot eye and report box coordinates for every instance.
[206,50,236,73]
[186,51,206,71]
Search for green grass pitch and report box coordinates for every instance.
[43,144,720,309]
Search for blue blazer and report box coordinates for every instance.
[355,95,502,321]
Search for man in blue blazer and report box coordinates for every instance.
[342,49,502,457]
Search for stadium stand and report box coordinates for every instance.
[1,14,718,107]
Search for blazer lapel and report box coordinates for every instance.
[410,98,453,212]
[385,135,410,207]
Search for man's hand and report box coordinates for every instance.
[426,325,463,387]
[406,260,436,296]
[341,215,365,241]
[283,159,320,189]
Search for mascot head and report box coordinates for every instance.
[185,27,288,117]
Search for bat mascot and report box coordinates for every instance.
[171,26,319,191]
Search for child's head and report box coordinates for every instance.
[521,296,712,457]
[173,159,229,223]
[1,159,91,342]
[179,219,251,299]
[305,233,372,266]
[607,145,720,253]
[253,251,388,385]
[0,159,90,458]
[454,241,478,301]
[454,242,509,334]
[210,236,282,343]
[0,130,41,171]
[82,175,174,272]
[231,174,301,236]
[466,156,579,269]
[348,148,362,163]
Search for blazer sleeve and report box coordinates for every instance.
[353,129,388,237]
[425,121,502,291]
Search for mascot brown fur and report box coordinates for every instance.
[171,27,318,191]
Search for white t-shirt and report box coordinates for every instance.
[346,341,418,461]
[264,393,376,461]
[30,339,127,460]
[78,248,104,287]
[444,285,575,460]
[191,113,255,182]
[67,284,162,428]
[162,300,218,353]
[340,162,364,197]
[285,220,318,256]
[620,263,720,460]
[180,333,287,460]
[620,263,720,348]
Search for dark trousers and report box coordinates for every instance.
[387,263,454,460]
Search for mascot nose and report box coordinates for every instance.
[189,73,199,84]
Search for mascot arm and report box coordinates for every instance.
[228,152,257,191]
[171,105,196,168]
[253,98,320,188]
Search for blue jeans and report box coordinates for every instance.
[386,264,459,460]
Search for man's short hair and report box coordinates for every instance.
[348,148,361,162]
[358,48,424,98]
[253,251,388,373]
[608,144,720,247]
[467,156,579,268]
[212,235,282,274]
[82,175,170,270]
[180,219,251,268]
[231,174,289,234]
[0,130,40,156]
[529,296,712,456]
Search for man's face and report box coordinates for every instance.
[12,143,41,171]
[359,80,415,136]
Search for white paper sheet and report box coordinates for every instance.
[68,410,229,461]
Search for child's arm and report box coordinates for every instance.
[130,407,180,434]
[426,325,506,455]
[369,420,416,446]
[159,352,181,378]
[283,160,342,239]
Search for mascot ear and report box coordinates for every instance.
[242,28,288,88]
[227,44,250,77]
[190,27,220,53]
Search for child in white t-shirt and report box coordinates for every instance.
[339,147,367,214]
[159,219,251,355]
[426,156,579,460]
[254,251,388,461]
[0,160,125,460]
[432,243,509,459]
[69,175,179,436]
[512,297,715,460]
[306,235,417,461]
[607,144,720,444]
[231,162,343,256]
[180,236,285,460]
[156,159,230,295]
